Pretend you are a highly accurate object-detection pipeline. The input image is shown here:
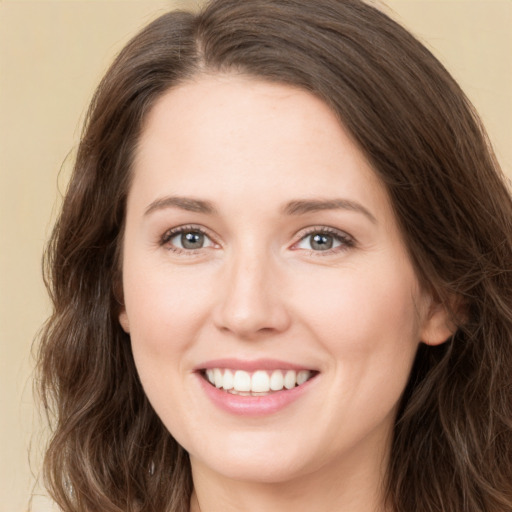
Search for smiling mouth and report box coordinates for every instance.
[200,368,318,396]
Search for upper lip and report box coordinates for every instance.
[194,358,318,372]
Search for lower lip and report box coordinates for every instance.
[196,373,318,416]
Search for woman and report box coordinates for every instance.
[38,0,512,511]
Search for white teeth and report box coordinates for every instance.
[251,370,270,392]
[233,370,251,392]
[284,370,296,389]
[214,368,223,388]
[297,370,310,385]
[203,368,314,394]
[223,369,234,390]
[269,370,284,391]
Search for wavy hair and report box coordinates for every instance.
[38,1,512,511]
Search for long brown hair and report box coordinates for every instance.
[38,1,512,511]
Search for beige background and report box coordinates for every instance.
[0,1,510,510]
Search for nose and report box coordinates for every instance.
[212,249,291,340]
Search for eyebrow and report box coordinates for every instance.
[144,196,218,216]
[283,198,376,223]
[144,195,376,223]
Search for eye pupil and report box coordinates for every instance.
[181,231,204,249]
[311,233,333,250]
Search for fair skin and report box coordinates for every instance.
[119,74,451,512]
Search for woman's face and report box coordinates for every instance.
[120,75,449,485]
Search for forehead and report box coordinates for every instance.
[136,74,348,163]
[130,73,390,220]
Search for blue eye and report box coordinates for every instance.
[162,228,215,251]
[295,229,352,252]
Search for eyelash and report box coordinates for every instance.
[160,224,217,255]
[292,226,355,256]
[159,225,355,256]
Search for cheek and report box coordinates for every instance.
[298,266,420,344]
[298,265,421,425]
[294,260,422,410]
[122,264,208,421]
[123,259,213,356]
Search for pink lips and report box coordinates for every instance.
[195,358,319,416]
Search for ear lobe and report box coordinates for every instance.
[420,301,456,346]
[113,272,129,333]
[119,310,130,334]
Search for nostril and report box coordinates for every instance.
[212,269,291,337]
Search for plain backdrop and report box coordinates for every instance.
[0,1,510,510]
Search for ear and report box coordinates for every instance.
[119,309,130,334]
[113,270,130,333]
[420,299,457,346]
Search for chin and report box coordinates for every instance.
[188,433,316,484]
